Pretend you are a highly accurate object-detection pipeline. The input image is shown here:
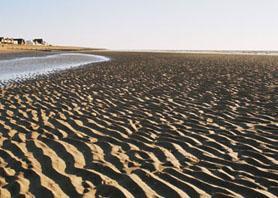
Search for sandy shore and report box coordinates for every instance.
[0,52,277,197]
[0,44,104,54]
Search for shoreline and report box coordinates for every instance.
[1,44,278,56]
[0,44,106,54]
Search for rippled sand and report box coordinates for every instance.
[0,52,277,197]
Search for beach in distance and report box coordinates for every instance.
[0,46,277,197]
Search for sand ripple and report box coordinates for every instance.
[0,52,277,197]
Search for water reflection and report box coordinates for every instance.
[0,53,109,83]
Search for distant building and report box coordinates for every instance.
[0,37,49,46]
[14,38,26,45]
[33,38,45,45]
[1,38,16,44]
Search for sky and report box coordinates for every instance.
[1,0,278,50]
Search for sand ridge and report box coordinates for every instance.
[0,52,277,197]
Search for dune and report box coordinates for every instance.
[0,52,277,197]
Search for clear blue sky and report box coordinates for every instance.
[1,0,277,50]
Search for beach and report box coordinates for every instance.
[0,51,277,197]
[0,44,103,53]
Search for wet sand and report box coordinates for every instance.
[0,52,277,197]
